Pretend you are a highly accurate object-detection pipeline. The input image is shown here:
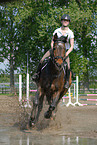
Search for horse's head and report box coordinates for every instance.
[53,33,67,66]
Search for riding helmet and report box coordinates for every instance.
[61,14,71,22]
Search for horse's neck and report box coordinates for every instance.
[48,59,58,74]
[51,59,63,76]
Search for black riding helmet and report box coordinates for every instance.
[61,14,71,22]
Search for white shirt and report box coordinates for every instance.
[53,27,74,50]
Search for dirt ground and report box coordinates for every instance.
[0,94,97,138]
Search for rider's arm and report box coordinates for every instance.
[66,38,74,56]
[40,50,50,62]
[40,37,54,63]
[51,36,54,49]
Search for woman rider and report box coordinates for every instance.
[32,14,74,89]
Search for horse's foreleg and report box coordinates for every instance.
[34,94,44,124]
[30,94,44,126]
[44,92,60,119]
[29,91,39,126]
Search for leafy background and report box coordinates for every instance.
[0,0,97,92]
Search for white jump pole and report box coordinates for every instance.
[27,136,29,145]
[19,75,22,102]
[74,76,82,106]
[25,73,31,108]
[66,87,75,107]
[74,83,76,99]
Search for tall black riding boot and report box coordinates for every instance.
[32,62,42,82]
[64,69,70,89]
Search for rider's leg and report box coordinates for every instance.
[64,56,70,89]
[32,50,50,81]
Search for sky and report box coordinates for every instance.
[0,59,9,71]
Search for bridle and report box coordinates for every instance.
[52,40,65,69]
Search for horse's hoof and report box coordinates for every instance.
[51,112,56,120]
[29,117,35,127]
[29,121,35,127]
[32,122,35,127]
[44,111,52,119]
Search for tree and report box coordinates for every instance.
[0,0,96,90]
[0,0,17,3]
[0,2,22,92]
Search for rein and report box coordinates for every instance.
[53,56,64,71]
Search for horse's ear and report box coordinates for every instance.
[53,33,58,41]
[58,35,68,43]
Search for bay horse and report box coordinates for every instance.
[30,33,72,126]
